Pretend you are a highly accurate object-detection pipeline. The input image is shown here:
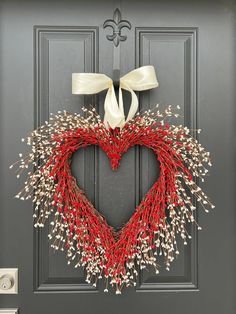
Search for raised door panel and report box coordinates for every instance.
[34,26,98,292]
[136,27,198,290]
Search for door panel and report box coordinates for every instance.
[0,0,235,313]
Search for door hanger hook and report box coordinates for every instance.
[103,8,132,88]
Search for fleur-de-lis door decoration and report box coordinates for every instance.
[103,8,131,47]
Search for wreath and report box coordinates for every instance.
[11,66,214,293]
[11,105,214,294]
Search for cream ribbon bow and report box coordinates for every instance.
[72,65,158,129]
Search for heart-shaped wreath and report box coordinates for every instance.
[11,105,214,294]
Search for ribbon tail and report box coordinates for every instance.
[104,85,125,129]
[125,87,139,123]
[115,87,126,128]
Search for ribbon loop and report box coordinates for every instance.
[120,65,159,91]
[72,73,111,94]
[72,65,158,129]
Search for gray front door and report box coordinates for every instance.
[0,0,235,313]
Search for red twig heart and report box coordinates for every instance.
[12,107,214,293]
